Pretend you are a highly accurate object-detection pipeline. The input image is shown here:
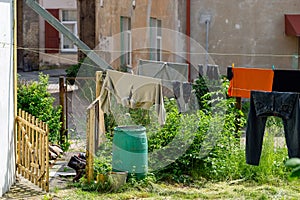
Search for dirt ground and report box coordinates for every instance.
[0,140,85,200]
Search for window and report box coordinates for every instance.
[61,10,77,52]
[121,17,132,66]
[150,18,162,61]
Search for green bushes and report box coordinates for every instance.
[148,79,289,184]
[17,73,62,144]
[91,76,291,191]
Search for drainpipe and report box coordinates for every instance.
[205,19,210,67]
[200,13,211,68]
[186,0,191,82]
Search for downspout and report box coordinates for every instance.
[186,0,191,82]
[146,0,152,33]
[205,20,210,67]
[146,0,152,60]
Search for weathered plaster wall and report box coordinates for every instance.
[190,0,300,73]
[95,0,180,70]
[0,0,16,196]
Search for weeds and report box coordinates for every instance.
[76,77,292,194]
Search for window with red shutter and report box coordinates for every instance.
[45,9,59,53]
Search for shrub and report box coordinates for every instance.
[93,76,290,186]
[17,73,62,143]
[151,79,289,184]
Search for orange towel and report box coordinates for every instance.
[228,68,274,98]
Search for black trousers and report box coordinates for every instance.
[246,91,300,165]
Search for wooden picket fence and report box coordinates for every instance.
[16,109,49,192]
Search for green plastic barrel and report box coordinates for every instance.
[112,126,148,179]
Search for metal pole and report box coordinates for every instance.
[205,20,210,67]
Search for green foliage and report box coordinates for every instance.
[66,62,80,78]
[150,79,288,184]
[285,158,300,178]
[66,58,98,102]
[121,173,156,191]
[147,98,181,153]
[60,140,71,152]
[88,76,290,191]
[17,73,62,143]
[65,58,98,79]
[76,176,114,193]
[193,76,209,108]
[94,156,112,175]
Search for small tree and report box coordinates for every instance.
[17,73,62,143]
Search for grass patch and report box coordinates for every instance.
[54,179,300,200]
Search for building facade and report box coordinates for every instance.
[93,0,186,72]
[190,0,300,74]
[39,0,78,67]
[18,0,78,70]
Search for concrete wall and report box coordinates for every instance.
[190,0,300,74]
[95,0,181,71]
[0,0,16,196]
[39,0,78,67]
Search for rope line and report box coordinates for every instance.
[1,41,298,59]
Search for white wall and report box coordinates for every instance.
[0,0,16,197]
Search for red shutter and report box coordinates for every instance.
[45,9,59,53]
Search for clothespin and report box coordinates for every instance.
[272,65,275,70]
[232,63,235,68]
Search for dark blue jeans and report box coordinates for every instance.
[246,91,300,165]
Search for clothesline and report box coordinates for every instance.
[102,70,224,87]
[228,67,300,98]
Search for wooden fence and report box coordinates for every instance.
[16,109,49,192]
[86,71,106,182]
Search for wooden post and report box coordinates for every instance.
[65,83,68,136]
[96,71,106,146]
[235,97,242,136]
[86,104,95,183]
[45,123,49,192]
[59,76,66,144]
[85,72,106,182]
